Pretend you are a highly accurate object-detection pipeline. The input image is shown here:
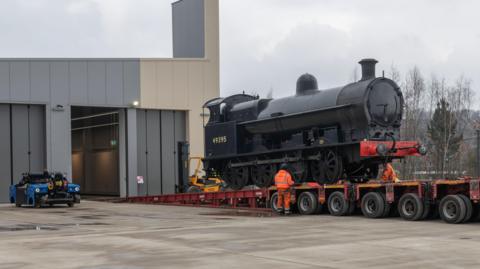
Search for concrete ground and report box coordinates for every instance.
[1,201,480,269]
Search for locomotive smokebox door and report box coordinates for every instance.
[205,121,237,157]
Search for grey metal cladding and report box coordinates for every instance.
[161,110,175,194]
[172,0,205,58]
[146,110,162,195]
[30,62,50,102]
[10,62,30,101]
[87,61,107,105]
[0,105,11,203]
[11,105,30,182]
[123,61,140,105]
[69,61,88,104]
[136,110,147,196]
[0,62,10,99]
[106,61,124,105]
[51,61,70,104]
[29,105,46,172]
[173,111,186,188]
[0,59,140,107]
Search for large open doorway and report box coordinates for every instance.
[71,106,120,196]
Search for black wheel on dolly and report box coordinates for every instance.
[398,193,424,221]
[361,192,388,218]
[439,195,467,224]
[458,194,473,223]
[297,191,318,215]
[270,192,281,214]
[327,191,351,216]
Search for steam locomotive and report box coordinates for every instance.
[203,59,426,189]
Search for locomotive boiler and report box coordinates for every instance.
[203,59,426,189]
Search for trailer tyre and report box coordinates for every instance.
[361,192,387,218]
[270,192,281,213]
[327,191,350,216]
[297,191,318,215]
[398,193,424,221]
[439,195,467,224]
[458,194,473,223]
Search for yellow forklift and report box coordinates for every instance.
[186,157,226,193]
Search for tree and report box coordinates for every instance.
[427,98,463,178]
[400,67,426,179]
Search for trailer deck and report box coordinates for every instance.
[126,178,480,224]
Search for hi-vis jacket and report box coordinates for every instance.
[274,169,294,189]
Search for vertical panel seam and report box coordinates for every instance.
[159,110,163,194]
[9,105,13,185]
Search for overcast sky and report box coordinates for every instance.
[1,0,479,101]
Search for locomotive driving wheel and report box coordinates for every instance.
[251,164,275,187]
[324,150,343,183]
[310,150,343,184]
[222,165,249,190]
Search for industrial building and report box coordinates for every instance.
[0,0,219,202]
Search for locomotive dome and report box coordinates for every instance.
[296,73,318,95]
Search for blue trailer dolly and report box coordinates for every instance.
[9,172,80,208]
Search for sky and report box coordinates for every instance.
[0,0,479,101]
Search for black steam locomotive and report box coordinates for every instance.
[203,59,426,189]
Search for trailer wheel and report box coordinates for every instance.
[439,195,467,224]
[297,191,318,215]
[398,193,424,221]
[270,192,281,213]
[361,192,387,218]
[327,191,350,216]
[458,194,473,223]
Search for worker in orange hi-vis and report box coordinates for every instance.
[274,163,295,215]
[381,162,399,183]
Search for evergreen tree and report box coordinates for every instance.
[427,98,463,178]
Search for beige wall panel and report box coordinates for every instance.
[155,61,174,108]
[187,62,206,159]
[187,62,204,108]
[140,61,157,108]
[172,61,189,108]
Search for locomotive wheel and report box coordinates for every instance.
[222,166,249,190]
[251,164,275,187]
[297,191,318,215]
[438,195,466,224]
[323,150,343,183]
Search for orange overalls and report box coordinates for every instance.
[381,163,399,183]
[274,169,295,211]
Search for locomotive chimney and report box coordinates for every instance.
[359,58,378,81]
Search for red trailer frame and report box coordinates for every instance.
[126,178,480,224]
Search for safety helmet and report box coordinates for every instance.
[279,163,289,170]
